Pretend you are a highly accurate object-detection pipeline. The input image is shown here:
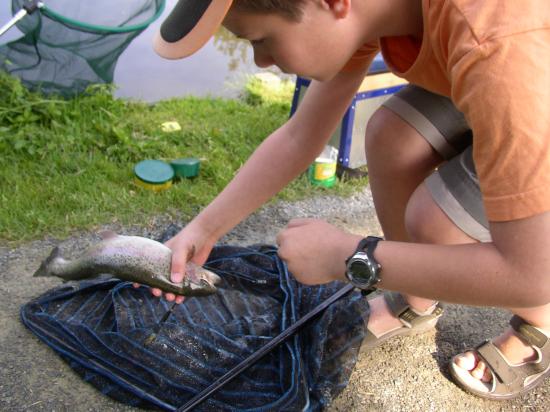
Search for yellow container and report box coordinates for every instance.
[134,177,173,192]
[308,159,337,187]
[308,146,338,187]
[133,160,174,192]
[313,158,336,180]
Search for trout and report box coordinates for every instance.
[33,231,221,296]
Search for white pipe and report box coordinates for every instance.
[0,9,28,38]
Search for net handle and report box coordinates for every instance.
[176,283,359,412]
[40,0,166,34]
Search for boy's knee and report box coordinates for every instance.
[404,183,472,243]
[364,107,395,154]
[404,185,437,242]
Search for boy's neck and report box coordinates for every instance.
[356,0,424,41]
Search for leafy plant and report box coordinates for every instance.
[0,73,367,244]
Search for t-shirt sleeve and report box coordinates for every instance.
[340,41,380,73]
[450,30,550,221]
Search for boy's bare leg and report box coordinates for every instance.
[455,303,550,382]
[407,184,550,383]
[365,108,550,383]
[365,107,443,335]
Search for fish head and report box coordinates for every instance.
[185,263,222,295]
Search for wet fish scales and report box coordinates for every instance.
[33,232,221,297]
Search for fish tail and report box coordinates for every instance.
[33,247,61,277]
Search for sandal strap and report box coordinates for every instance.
[476,340,519,385]
[509,315,550,373]
[383,291,443,328]
[476,330,550,394]
[510,315,549,349]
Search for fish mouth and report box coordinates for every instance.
[195,273,222,289]
[205,271,222,285]
[177,278,219,297]
[170,265,222,295]
[178,270,220,290]
[186,266,222,286]
[197,279,217,289]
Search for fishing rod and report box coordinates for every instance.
[176,283,358,412]
[0,0,41,37]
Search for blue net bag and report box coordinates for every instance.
[21,242,370,411]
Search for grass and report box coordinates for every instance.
[0,73,368,244]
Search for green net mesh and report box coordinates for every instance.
[0,0,165,96]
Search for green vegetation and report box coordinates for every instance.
[0,73,367,243]
[242,72,296,106]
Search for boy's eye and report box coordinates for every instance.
[250,39,265,46]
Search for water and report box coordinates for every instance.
[0,0,291,102]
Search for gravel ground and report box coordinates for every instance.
[0,185,548,411]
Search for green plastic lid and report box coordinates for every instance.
[170,157,200,178]
[134,160,174,184]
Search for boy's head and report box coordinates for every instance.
[154,0,306,60]
[233,1,305,20]
[154,0,363,81]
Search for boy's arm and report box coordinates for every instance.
[276,213,550,308]
[198,72,366,234]
[165,67,370,282]
[277,32,550,308]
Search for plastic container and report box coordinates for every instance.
[170,158,200,179]
[308,146,338,187]
[134,160,174,191]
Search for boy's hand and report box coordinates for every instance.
[276,218,362,285]
[133,225,216,304]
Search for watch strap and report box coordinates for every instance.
[356,235,383,258]
[349,236,383,292]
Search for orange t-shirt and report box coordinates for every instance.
[350,0,550,222]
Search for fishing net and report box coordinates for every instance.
[21,231,371,411]
[0,0,165,96]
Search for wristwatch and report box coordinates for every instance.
[345,236,383,291]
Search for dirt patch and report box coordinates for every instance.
[0,187,547,411]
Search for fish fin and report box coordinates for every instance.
[99,230,118,240]
[33,247,61,277]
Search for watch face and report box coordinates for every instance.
[349,259,372,283]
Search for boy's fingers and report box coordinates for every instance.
[132,283,140,288]
[175,296,185,304]
[171,256,185,283]
[169,244,196,283]
[151,288,162,297]
[165,293,176,302]
[171,251,190,284]
[171,271,184,283]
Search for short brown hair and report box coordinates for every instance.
[232,0,306,21]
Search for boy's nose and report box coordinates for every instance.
[253,48,275,68]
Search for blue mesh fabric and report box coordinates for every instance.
[20,244,370,411]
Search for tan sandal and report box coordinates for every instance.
[361,291,444,352]
[449,315,550,400]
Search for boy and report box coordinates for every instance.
[150,0,550,400]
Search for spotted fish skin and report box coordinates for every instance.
[33,232,221,297]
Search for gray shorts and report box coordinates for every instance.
[382,85,491,242]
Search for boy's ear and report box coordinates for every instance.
[321,0,351,18]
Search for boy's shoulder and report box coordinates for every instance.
[444,0,550,42]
